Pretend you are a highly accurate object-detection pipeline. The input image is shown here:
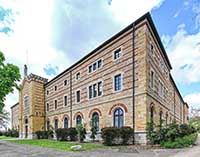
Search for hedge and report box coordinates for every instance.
[161,133,198,148]
[101,126,134,146]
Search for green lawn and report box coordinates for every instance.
[0,136,13,140]
[9,139,106,151]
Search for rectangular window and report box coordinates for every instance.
[93,62,97,71]
[54,100,57,110]
[114,48,122,60]
[46,103,49,112]
[98,81,102,96]
[55,86,57,91]
[97,59,102,68]
[76,90,80,103]
[46,90,49,95]
[89,65,92,73]
[64,80,67,86]
[64,96,67,106]
[76,72,80,80]
[114,74,122,91]
[89,85,92,99]
[93,84,97,98]
[150,70,154,88]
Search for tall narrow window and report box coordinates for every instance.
[97,59,102,68]
[63,117,68,128]
[93,84,97,97]
[114,48,122,60]
[54,100,57,110]
[47,120,50,130]
[150,70,154,88]
[76,115,82,125]
[64,80,67,86]
[150,106,154,123]
[89,65,92,73]
[76,90,80,103]
[89,86,92,99]
[46,90,49,95]
[114,108,124,128]
[114,74,122,91]
[93,62,97,71]
[98,81,102,96]
[92,112,99,131]
[159,111,163,126]
[46,103,49,112]
[24,96,28,107]
[55,86,57,91]
[64,96,67,106]
[76,72,80,80]
[54,119,58,130]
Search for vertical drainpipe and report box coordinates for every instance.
[70,70,73,127]
[44,84,46,131]
[173,89,175,122]
[132,23,135,144]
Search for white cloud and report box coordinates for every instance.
[110,0,165,25]
[184,93,200,109]
[0,0,165,128]
[164,24,200,84]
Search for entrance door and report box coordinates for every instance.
[25,125,28,138]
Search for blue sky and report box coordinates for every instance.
[0,0,200,111]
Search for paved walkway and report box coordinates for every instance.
[0,137,199,157]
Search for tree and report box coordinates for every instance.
[0,110,10,130]
[0,51,21,113]
[90,116,98,141]
[76,124,86,142]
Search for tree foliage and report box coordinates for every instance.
[0,51,21,113]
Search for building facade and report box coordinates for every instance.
[16,12,189,144]
[11,103,19,130]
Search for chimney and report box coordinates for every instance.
[24,64,28,77]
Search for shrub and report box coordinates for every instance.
[161,133,197,148]
[101,127,119,146]
[76,124,86,142]
[35,130,53,139]
[54,128,77,141]
[68,127,78,141]
[120,127,134,145]
[4,129,19,137]
[101,127,134,146]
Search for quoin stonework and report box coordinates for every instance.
[11,12,189,144]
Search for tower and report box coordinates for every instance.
[19,70,48,139]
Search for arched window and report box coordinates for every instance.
[150,106,154,123]
[64,117,68,128]
[54,119,58,130]
[92,112,99,131]
[113,108,124,128]
[76,115,82,125]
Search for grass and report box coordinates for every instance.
[9,139,107,151]
[0,136,13,140]
[161,133,198,148]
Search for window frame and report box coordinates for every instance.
[113,108,124,128]
[113,46,123,61]
[76,90,81,103]
[54,99,58,110]
[113,73,123,92]
[63,95,68,107]
[63,117,68,128]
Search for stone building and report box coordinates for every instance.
[11,103,19,130]
[16,12,189,143]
